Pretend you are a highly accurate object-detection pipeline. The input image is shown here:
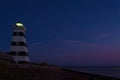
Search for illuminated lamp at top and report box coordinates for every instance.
[16,23,23,27]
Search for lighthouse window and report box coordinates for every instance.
[11,42,16,46]
[13,32,17,36]
[18,52,28,56]
[9,51,16,55]
[13,32,24,36]
[19,32,24,36]
[19,42,27,46]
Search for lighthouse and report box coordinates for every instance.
[9,22,30,64]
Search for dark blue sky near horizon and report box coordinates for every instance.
[1,0,120,66]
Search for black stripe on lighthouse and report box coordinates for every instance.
[13,32,25,36]
[9,51,29,56]
[9,51,16,56]
[18,52,29,56]
[11,42,27,47]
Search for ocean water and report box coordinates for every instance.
[64,66,120,78]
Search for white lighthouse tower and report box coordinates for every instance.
[10,22,30,64]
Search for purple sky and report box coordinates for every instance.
[1,0,120,66]
[29,37,120,66]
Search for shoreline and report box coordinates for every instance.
[62,68,120,80]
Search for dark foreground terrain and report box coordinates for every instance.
[0,63,120,80]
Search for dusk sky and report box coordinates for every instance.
[1,0,120,66]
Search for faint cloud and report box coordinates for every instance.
[92,33,113,40]
[32,42,43,45]
[31,38,102,51]
[62,39,101,47]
